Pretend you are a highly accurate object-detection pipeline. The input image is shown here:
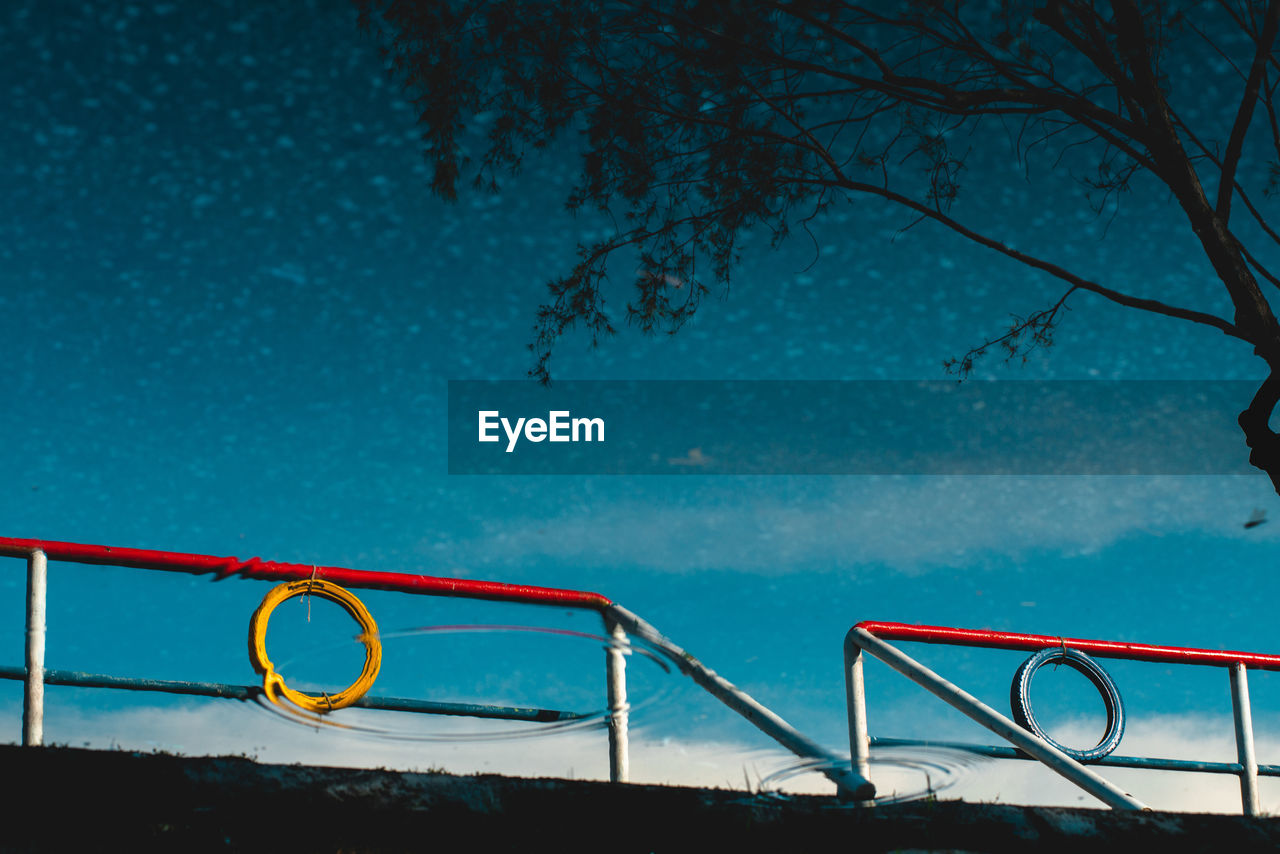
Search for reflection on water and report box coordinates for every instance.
[247,622,998,793]
[251,621,994,799]
[760,745,994,803]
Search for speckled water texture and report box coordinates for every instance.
[3,0,1280,813]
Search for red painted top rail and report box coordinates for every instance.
[856,620,1280,671]
[0,537,612,610]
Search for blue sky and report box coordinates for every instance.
[4,0,1280,811]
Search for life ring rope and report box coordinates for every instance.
[248,579,381,713]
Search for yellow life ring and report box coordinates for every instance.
[248,578,381,713]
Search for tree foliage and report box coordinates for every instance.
[356,0,1280,494]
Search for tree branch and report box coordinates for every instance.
[1217,0,1280,221]
[823,176,1244,340]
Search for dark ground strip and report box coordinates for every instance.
[4,744,1279,852]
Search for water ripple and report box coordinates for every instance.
[759,744,994,803]
[251,623,679,743]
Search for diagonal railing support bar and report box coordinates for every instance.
[847,626,1148,811]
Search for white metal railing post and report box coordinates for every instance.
[843,634,873,802]
[847,627,1148,811]
[604,615,629,783]
[23,549,47,746]
[1230,662,1260,816]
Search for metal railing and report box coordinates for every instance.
[845,620,1280,814]
[0,537,872,797]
